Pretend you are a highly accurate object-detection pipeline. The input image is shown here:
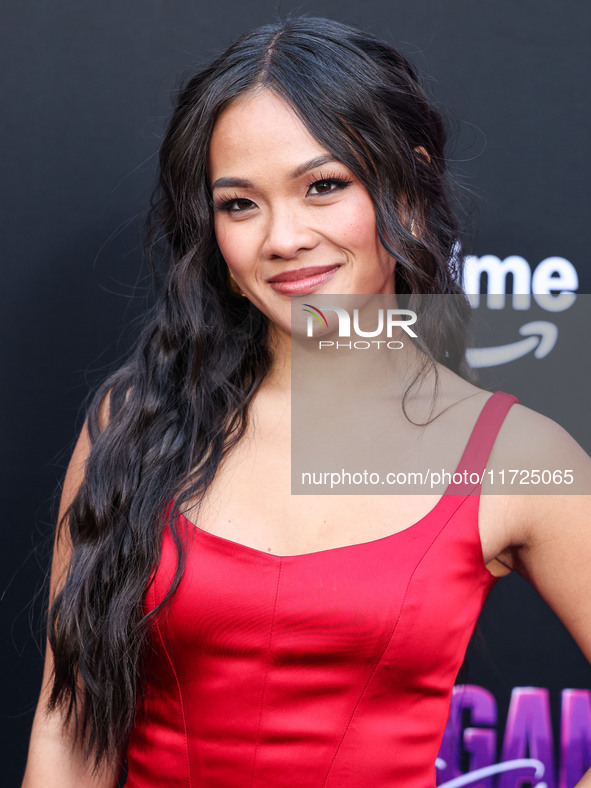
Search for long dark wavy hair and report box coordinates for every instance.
[46,15,472,772]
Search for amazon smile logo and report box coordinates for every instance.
[463,253,578,368]
[465,320,558,368]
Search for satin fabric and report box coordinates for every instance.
[125,392,518,787]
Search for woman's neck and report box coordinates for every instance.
[264,316,425,403]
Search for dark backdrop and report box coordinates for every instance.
[3,1,590,785]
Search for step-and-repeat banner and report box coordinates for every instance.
[4,2,589,785]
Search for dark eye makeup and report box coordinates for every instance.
[213,172,353,214]
[213,195,255,214]
[306,176,353,196]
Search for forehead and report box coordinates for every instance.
[208,89,329,180]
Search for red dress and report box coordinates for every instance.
[124,391,518,787]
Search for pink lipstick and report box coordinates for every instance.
[267,265,341,295]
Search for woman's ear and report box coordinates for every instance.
[413,145,431,164]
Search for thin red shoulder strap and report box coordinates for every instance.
[453,391,520,483]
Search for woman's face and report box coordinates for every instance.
[208,89,396,337]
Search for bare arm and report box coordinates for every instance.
[22,395,121,788]
[491,406,591,787]
[517,489,591,788]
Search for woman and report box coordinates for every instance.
[22,16,591,787]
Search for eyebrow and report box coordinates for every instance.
[210,154,339,190]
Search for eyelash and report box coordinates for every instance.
[214,172,353,214]
[214,194,254,214]
[305,171,353,195]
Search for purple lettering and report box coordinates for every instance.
[559,689,591,788]
[438,685,497,786]
[498,687,555,788]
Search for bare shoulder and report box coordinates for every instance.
[430,369,586,473]
[486,401,590,495]
[481,399,591,573]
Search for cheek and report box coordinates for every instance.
[330,197,380,252]
[214,218,260,277]
[214,220,243,271]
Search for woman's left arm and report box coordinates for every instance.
[497,407,591,786]
[514,491,590,654]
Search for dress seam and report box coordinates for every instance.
[249,558,283,787]
[151,578,193,788]
[322,492,471,786]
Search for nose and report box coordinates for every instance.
[262,205,319,260]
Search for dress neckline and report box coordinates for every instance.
[175,490,466,561]
[171,391,518,561]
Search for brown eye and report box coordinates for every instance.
[308,178,352,196]
[312,180,333,194]
[228,199,254,212]
[215,197,256,214]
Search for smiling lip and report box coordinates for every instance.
[267,265,341,295]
